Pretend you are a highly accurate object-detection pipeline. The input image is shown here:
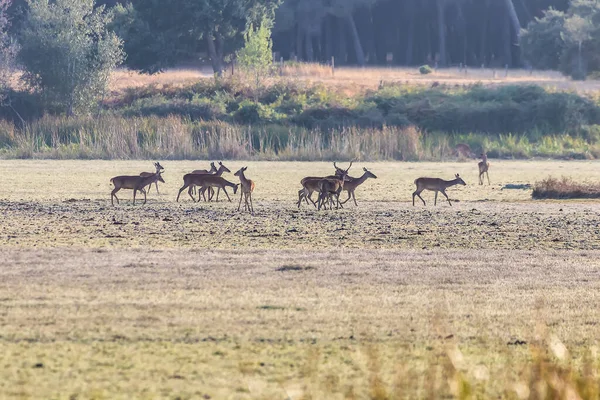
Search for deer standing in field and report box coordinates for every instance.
[110,172,165,206]
[176,174,238,202]
[339,167,378,206]
[234,167,255,214]
[190,161,217,196]
[478,153,490,185]
[139,162,165,194]
[197,161,231,201]
[317,161,352,210]
[297,162,352,208]
[412,173,466,206]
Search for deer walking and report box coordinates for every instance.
[176,174,238,203]
[317,162,352,210]
[478,153,490,185]
[110,172,165,206]
[234,167,255,214]
[412,173,466,206]
[197,162,231,201]
[297,162,353,208]
[190,162,217,196]
[140,162,165,194]
[339,167,378,206]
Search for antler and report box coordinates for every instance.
[346,160,353,172]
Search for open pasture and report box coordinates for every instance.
[2,160,600,398]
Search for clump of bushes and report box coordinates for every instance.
[419,65,433,74]
[532,176,600,199]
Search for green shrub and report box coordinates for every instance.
[419,65,433,74]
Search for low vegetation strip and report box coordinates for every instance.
[532,176,600,199]
[3,81,600,160]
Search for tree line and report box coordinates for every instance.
[2,0,600,119]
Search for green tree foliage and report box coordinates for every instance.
[522,0,600,80]
[115,0,280,75]
[521,9,565,70]
[236,18,273,93]
[0,0,18,102]
[18,0,124,115]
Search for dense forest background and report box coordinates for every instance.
[4,0,570,71]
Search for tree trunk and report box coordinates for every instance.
[305,31,314,62]
[503,0,521,46]
[324,16,333,61]
[405,0,415,65]
[503,13,512,67]
[346,13,365,66]
[337,17,347,64]
[479,0,489,65]
[296,23,304,60]
[206,33,223,75]
[436,0,447,66]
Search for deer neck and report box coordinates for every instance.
[444,178,461,188]
[215,166,227,176]
[238,171,250,187]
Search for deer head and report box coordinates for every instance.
[455,173,466,186]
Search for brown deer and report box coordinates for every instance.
[140,162,165,194]
[317,162,352,210]
[189,162,216,196]
[176,174,238,203]
[478,153,490,185]
[234,167,255,214]
[197,161,231,201]
[453,143,475,159]
[297,161,353,208]
[412,173,466,206]
[110,172,165,206]
[339,167,378,206]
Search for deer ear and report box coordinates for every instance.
[456,173,459,178]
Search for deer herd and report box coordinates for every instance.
[109,151,491,212]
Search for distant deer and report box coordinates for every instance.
[190,161,217,196]
[176,174,238,203]
[110,172,165,206]
[317,162,352,210]
[339,167,378,206]
[140,162,165,194]
[197,161,231,201]
[412,173,466,206]
[297,161,353,208]
[234,167,255,214]
[453,143,475,159]
[478,153,490,185]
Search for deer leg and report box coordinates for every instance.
[188,186,197,202]
[352,191,358,206]
[222,188,232,202]
[142,188,147,205]
[479,172,483,185]
[154,181,159,194]
[238,191,243,211]
[249,193,254,214]
[413,190,426,206]
[441,190,452,206]
[111,188,120,206]
[297,189,305,208]
[176,184,189,202]
[486,171,490,185]
[434,191,438,206]
[340,191,352,205]
[133,189,137,206]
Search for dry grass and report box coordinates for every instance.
[533,176,600,199]
[106,64,600,98]
[1,247,600,398]
[2,160,600,398]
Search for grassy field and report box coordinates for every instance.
[2,160,600,398]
